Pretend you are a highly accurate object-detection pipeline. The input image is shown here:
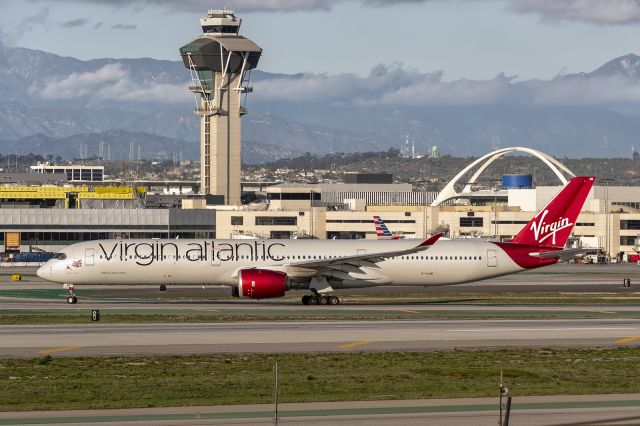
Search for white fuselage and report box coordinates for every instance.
[38,238,530,289]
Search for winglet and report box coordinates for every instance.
[418,233,444,247]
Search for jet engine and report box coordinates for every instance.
[235,269,289,299]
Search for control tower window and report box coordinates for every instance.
[202,25,238,34]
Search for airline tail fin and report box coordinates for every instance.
[374,215,401,239]
[510,176,595,248]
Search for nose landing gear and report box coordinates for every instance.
[64,284,77,304]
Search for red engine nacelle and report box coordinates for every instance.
[236,269,288,299]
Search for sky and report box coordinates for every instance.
[1,0,640,81]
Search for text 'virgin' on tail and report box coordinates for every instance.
[510,176,595,248]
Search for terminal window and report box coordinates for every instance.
[231,216,243,226]
[621,220,640,230]
[460,217,484,227]
[255,217,297,226]
[620,236,638,245]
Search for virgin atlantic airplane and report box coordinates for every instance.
[38,177,595,305]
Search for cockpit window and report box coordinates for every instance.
[53,253,67,260]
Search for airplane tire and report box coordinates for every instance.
[160,284,167,292]
[329,296,339,305]
[67,296,77,304]
[318,295,329,305]
[302,295,310,305]
[309,296,319,305]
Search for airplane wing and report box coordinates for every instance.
[529,247,595,262]
[285,233,443,271]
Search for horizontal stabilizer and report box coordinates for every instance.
[529,248,596,262]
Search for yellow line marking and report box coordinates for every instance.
[402,309,422,314]
[338,340,371,349]
[38,346,82,354]
[616,336,640,345]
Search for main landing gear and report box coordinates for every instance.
[64,284,77,304]
[301,294,340,305]
[302,278,340,305]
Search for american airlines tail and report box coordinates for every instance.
[37,176,595,305]
[373,216,401,239]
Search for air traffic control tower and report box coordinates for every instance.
[179,9,262,204]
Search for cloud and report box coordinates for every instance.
[508,0,640,25]
[27,0,640,25]
[93,21,103,29]
[60,17,90,28]
[253,64,522,106]
[531,75,640,105]
[35,63,190,104]
[7,7,51,42]
[26,0,344,13]
[22,0,461,13]
[252,63,640,107]
[111,23,137,30]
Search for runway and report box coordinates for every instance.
[1,318,639,357]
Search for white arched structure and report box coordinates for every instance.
[431,147,575,206]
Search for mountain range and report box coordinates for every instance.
[0,43,639,161]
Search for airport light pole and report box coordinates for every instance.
[602,178,614,261]
[492,179,501,240]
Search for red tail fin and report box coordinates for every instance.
[510,176,595,248]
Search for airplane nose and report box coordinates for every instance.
[36,265,48,280]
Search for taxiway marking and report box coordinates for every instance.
[449,327,636,332]
[616,336,640,344]
[338,340,371,349]
[38,346,82,355]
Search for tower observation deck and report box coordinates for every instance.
[179,9,262,204]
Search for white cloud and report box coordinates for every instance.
[509,0,640,25]
[531,75,640,105]
[36,63,190,104]
[253,63,640,107]
[33,59,640,108]
[254,64,519,106]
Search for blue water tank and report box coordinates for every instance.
[502,174,533,189]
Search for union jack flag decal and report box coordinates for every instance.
[71,260,82,268]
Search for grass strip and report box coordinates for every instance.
[3,289,640,305]
[0,309,638,324]
[1,347,640,411]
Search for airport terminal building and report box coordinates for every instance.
[1,148,639,260]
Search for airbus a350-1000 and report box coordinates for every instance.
[37,176,595,305]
